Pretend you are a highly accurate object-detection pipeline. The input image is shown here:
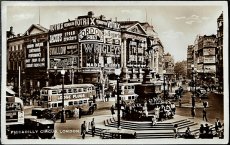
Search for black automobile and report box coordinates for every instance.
[31,108,56,122]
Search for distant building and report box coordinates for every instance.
[163,53,174,81]
[216,12,223,88]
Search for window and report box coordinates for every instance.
[128,96,131,100]
[68,102,73,105]
[79,100,83,104]
[73,89,77,93]
[83,100,87,103]
[83,88,87,92]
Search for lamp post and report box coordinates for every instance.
[191,64,195,109]
[163,70,166,102]
[54,65,57,86]
[71,65,74,84]
[61,69,66,123]
[115,67,121,129]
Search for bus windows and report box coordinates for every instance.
[73,89,77,93]
[52,90,57,94]
[132,96,135,100]
[79,100,83,104]
[69,101,73,106]
[74,101,78,105]
[52,103,57,108]
[83,88,87,92]
[68,89,72,93]
[128,96,131,100]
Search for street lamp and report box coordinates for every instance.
[71,65,74,84]
[191,64,196,109]
[54,65,57,86]
[163,70,166,102]
[115,67,121,129]
[61,68,66,123]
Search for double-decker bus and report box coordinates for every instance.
[6,87,24,125]
[115,83,140,106]
[40,84,97,118]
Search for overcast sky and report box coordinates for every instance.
[5,1,225,62]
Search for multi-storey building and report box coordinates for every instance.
[197,35,217,85]
[7,24,48,98]
[216,12,223,89]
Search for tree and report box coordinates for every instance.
[174,60,187,79]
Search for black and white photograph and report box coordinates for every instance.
[1,1,228,144]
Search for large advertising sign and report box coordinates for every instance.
[49,44,78,56]
[49,30,78,44]
[203,38,217,47]
[81,43,121,55]
[25,38,46,68]
[104,29,121,45]
[50,57,78,69]
[203,48,215,55]
[78,27,104,42]
[204,65,216,73]
[204,56,216,63]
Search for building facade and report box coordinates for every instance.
[163,53,175,81]
[197,35,217,85]
[216,12,223,89]
[7,11,166,100]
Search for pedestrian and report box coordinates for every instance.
[171,102,176,115]
[199,124,205,134]
[91,118,96,137]
[81,121,86,139]
[215,118,222,135]
[110,105,115,117]
[79,108,82,119]
[173,124,179,138]
[179,98,182,107]
[154,105,160,121]
[73,107,79,119]
[191,107,196,118]
[159,104,165,121]
[204,123,210,134]
[203,107,208,122]
[151,115,157,126]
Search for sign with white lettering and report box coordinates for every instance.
[78,27,103,42]
[75,17,96,27]
[25,38,46,68]
[203,48,215,55]
[50,44,78,56]
[96,19,120,30]
[49,30,78,44]
[104,29,121,45]
[81,43,121,54]
[50,57,78,69]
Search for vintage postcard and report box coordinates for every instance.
[1,1,228,144]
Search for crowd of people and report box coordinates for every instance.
[112,97,176,122]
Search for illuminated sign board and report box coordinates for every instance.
[96,19,120,30]
[50,57,78,69]
[75,17,96,26]
[81,43,121,54]
[49,30,78,44]
[49,44,78,56]
[78,27,103,42]
[25,38,46,68]
[104,29,121,45]
[203,48,215,55]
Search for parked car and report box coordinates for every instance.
[32,108,56,122]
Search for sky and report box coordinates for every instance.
[5,1,225,62]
